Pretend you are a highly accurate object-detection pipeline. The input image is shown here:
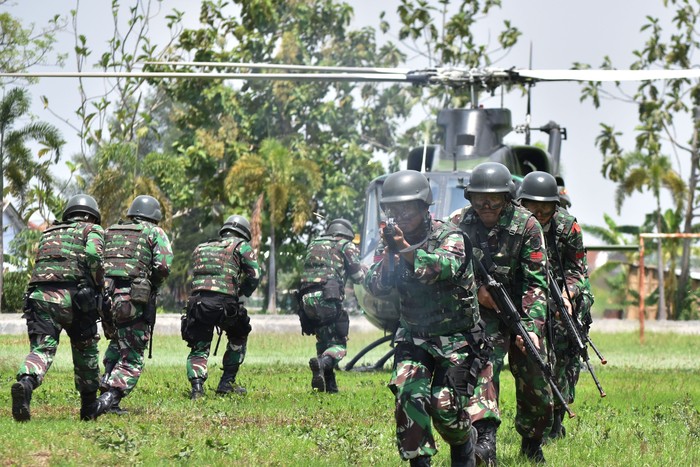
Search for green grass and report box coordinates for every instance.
[1,331,699,466]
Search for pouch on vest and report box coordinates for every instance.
[131,276,152,304]
[74,282,97,314]
[322,279,343,301]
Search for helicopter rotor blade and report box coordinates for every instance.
[143,60,412,75]
[0,70,410,82]
[515,68,700,82]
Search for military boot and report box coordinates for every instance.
[11,375,37,422]
[451,426,477,467]
[90,388,122,420]
[548,407,566,440]
[324,366,338,393]
[520,437,546,464]
[309,355,333,392]
[190,378,205,400]
[216,365,246,395]
[80,391,97,421]
[473,419,497,466]
[99,362,116,394]
[410,455,432,466]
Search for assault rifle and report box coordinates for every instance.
[475,259,576,419]
[380,217,397,286]
[547,269,607,397]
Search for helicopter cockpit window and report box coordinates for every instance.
[360,182,382,260]
[445,177,470,220]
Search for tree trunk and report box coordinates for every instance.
[676,107,700,317]
[266,221,277,314]
[0,123,5,315]
[656,212,666,320]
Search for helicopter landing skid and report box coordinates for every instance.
[343,334,395,371]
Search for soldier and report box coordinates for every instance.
[517,171,594,440]
[91,195,173,419]
[455,162,553,464]
[298,218,366,393]
[11,194,104,422]
[364,170,486,467]
[182,215,261,399]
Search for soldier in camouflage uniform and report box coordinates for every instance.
[12,194,104,422]
[182,215,261,399]
[454,162,553,464]
[365,170,486,467]
[90,195,173,419]
[299,218,365,393]
[517,171,594,440]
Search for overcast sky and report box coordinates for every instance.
[5,0,687,236]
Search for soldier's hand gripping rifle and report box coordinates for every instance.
[547,269,606,398]
[475,259,576,419]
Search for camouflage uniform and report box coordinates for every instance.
[456,203,554,440]
[182,234,261,394]
[299,234,365,382]
[365,219,484,462]
[14,219,104,420]
[100,218,172,399]
[544,208,594,423]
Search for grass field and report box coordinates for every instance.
[1,329,699,466]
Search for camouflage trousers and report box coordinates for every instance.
[303,294,349,365]
[183,292,251,381]
[389,331,474,460]
[550,318,581,407]
[468,310,553,439]
[102,316,150,396]
[17,298,100,393]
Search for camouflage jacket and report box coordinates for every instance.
[457,203,548,335]
[544,208,594,307]
[300,235,365,299]
[365,219,479,337]
[190,235,261,297]
[104,219,173,288]
[28,220,104,305]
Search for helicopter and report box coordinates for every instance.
[3,64,700,368]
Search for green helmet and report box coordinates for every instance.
[220,215,251,241]
[127,195,162,223]
[63,194,101,223]
[380,170,433,207]
[465,162,513,199]
[517,171,560,203]
[326,218,354,239]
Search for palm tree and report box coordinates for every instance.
[1,87,64,313]
[226,138,322,314]
[612,151,686,320]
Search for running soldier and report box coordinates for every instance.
[182,215,261,399]
[12,194,104,422]
[364,170,486,467]
[299,218,365,393]
[518,171,594,440]
[455,162,553,464]
[90,195,173,419]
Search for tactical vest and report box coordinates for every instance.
[29,221,92,285]
[190,237,244,296]
[460,204,530,301]
[547,209,576,285]
[300,235,350,298]
[397,220,478,337]
[104,221,152,279]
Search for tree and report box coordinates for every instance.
[0,87,64,313]
[601,148,686,319]
[578,0,700,318]
[227,138,322,314]
[382,0,521,161]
